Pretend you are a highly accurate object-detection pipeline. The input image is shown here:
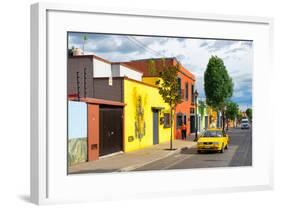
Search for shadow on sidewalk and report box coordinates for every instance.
[163,148,178,151]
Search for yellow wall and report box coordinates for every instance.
[142,77,161,86]
[207,107,218,128]
[124,79,171,152]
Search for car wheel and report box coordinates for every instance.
[197,150,201,154]
[220,144,224,153]
[225,144,228,149]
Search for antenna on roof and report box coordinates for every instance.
[82,35,88,55]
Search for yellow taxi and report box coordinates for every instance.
[197,128,229,153]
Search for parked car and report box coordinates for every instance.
[197,128,229,153]
[241,119,250,129]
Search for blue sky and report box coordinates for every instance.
[68,33,253,110]
[68,101,87,139]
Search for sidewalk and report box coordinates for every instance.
[68,139,197,174]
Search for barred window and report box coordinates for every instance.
[177,77,181,98]
[164,113,171,128]
[185,82,188,101]
[191,84,195,103]
[176,114,183,129]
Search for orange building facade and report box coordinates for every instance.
[124,58,196,139]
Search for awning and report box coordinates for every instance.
[70,97,126,107]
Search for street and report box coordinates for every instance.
[135,128,252,171]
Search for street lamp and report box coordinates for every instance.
[194,90,199,141]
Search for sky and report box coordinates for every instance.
[68,32,253,111]
[68,101,87,139]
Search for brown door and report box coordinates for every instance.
[99,107,123,156]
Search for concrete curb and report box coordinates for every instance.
[119,143,196,172]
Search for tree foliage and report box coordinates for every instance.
[246,108,252,121]
[204,56,233,110]
[156,64,182,108]
[225,101,239,121]
[237,110,243,123]
[204,56,233,131]
[156,63,182,149]
[68,46,75,57]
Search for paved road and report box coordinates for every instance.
[135,128,252,171]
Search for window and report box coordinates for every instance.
[190,108,195,114]
[177,77,181,98]
[163,113,171,128]
[202,130,223,138]
[183,115,187,125]
[176,114,183,128]
[191,84,195,104]
[185,82,188,100]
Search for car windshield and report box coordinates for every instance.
[242,121,248,123]
[202,130,223,137]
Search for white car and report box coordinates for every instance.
[241,119,250,129]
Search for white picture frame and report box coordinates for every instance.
[30,2,274,205]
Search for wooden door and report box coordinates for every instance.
[99,107,123,156]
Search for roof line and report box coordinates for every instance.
[130,57,176,62]
[70,54,195,80]
[126,57,196,80]
[69,54,111,64]
[112,62,144,74]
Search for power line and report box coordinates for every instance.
[125,36,165,58]
[129,36,166,57]
[125,36,157,57]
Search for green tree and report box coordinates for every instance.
[226,102,239,121]
[225,101,239,129]
[156,64,182,150]
[68,46,75,57]
[246,108,252,121]
[204,56,233,131]
[236,110,243,124]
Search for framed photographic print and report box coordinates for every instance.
[30,2,274,205]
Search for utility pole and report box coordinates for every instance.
[194,90,199,141]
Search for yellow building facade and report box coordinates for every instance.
[142,77,160,86]
[123,78,171,152]
[207,107,219,128]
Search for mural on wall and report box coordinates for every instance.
[135,95,146,139]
